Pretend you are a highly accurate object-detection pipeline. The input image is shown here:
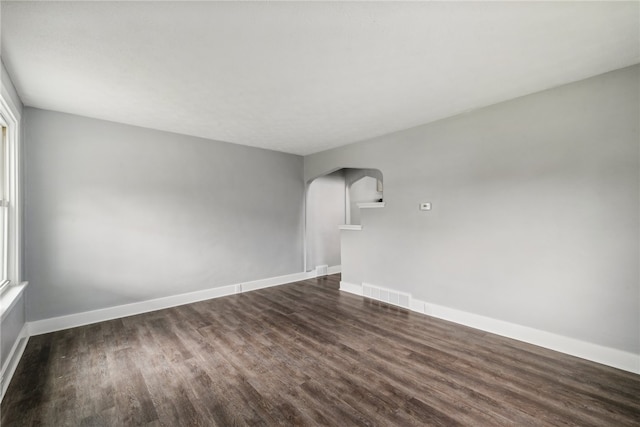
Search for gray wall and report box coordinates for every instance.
[348,176,382,225]
[1,298,24,370]
[305,170,344,269]
[305,65,640,354]
[24,108,304,321]
[343,168,383,225]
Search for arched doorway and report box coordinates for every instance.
[305,168,383,273]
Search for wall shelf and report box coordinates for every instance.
[339,225,363,231]
[357,202,385,209]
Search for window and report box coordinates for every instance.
[0,123,8,292]
[0,90,21,295]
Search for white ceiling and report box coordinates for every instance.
[1,2,638,155]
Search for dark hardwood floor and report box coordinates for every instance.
[2,274,639,426]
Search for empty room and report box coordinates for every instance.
[1,1,639,426]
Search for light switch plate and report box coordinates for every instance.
[420,202,431,211]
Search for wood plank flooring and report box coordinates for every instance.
[2,274,639,426]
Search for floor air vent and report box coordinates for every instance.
[362,283,411,309]
[315,265,328,276]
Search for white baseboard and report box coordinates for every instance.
[327,265,341,275]
[341,283,640,374]
[1,324,29,402]
[410,299,425,314]
[339,281,362,295]
[237,271,314,292]
[416,299,640,374]
[22,272,639,377]
[28,271,315,336]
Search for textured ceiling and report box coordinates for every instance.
[1,1,638,155]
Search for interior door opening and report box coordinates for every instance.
[304,168,383,273]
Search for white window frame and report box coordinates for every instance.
[0,89,22,295]
[0,124,8,291]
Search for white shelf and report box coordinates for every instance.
[339,224,363,231]
[357,202,385,209]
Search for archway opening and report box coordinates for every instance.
[305,168,383,273]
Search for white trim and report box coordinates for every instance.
[340,283,640,374]
[0,62,22,122]
[410,298,425,314]
[0,281,27,320]
[28,271,315,336]
[357,202,385,208]
[339,224,362,231]
[345,183,351,225]
[0,279,10,296]
[0,72,23,288]
[417,299,640,374]
[29,285,233,336]
[303,180,309,273]
[0,324,29,402]
[238,271,314,293]
[327,265,341,275]
[339,281,362,295]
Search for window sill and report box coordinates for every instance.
[339,224,363,231]
[1,281,27,320]
[357,202,385,209]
